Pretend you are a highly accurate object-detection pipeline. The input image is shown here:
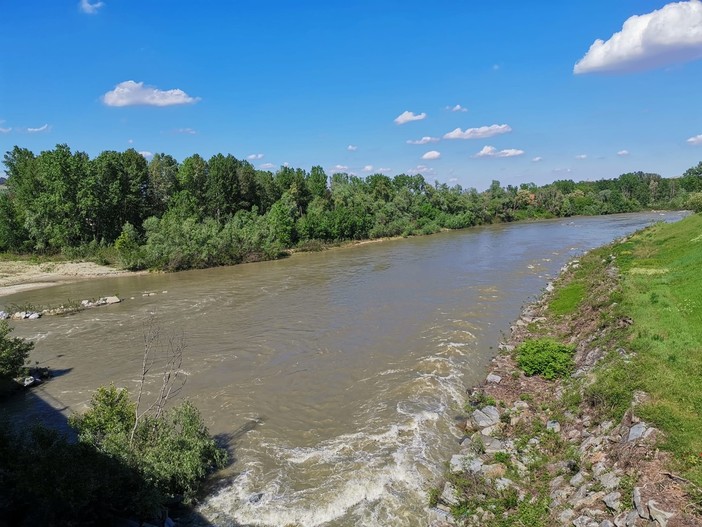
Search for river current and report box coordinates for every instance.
[1,212,684,526]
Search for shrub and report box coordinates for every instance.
[516,338,575,380]
[687,192,702,213]
[0,321,33,380]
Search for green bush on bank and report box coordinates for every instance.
[516,338,576,380]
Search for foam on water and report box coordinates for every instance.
[196,322,473,527]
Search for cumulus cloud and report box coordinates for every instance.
[406,136,439,145]
[574,1,702,74]
[575,154,588,159]
[174,127,197,135]
[138,151,153,159]
[103,80,200,107]
[617,149,631,156]
[444,124,512,140]
[79,0,104,14]
[347,144,358,151]
[363,165,374,172]
[394,110,427,125]
[247,153,264,160]
[332,164,349,171]
[687,134,702,144]
[378,167,392,173]
[532,156,543,162]
[259,163,275,170]
[0,127,10,134]
[421,150,441,160]
[27,124,49,133]
[446,104,468,112]
[474,145,525,158]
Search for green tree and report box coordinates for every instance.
[147,153,180,215]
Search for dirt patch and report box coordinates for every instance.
[0,261,145,297]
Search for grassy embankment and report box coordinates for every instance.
[437,213,702,526]
[579,213,702,486]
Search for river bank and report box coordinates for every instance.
[431,215,702,526]
[0,260,145,297]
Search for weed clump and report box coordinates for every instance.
[516,338,575,380]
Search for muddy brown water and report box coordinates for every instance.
[1,212,685,526]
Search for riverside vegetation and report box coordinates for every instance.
[431,212,702,526]
[2,145,702,271]
[0,321,228,525]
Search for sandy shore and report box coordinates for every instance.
[0,261,144,297]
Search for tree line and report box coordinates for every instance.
[2,144,701,271]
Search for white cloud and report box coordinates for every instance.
[127,139,134,144]
[27,124,49,133]
[79,0,104,14]
[175,127,197,135]
[575,154,588,159]
[102,80,200,107]
[378,167,392,173]
[422,150,441,160]
[446,104,468,112]
[247,153,264,160]
[492,64,501,71]
[443,124,512,140]
[259,163,275,170]
[283,162,290,167]
[0,127,10,134]
[332,164,349,171]
[394,110,427,125]
[574,0,702,74]
[138,151,153,159]
[363,165,374,172]
[408,164,434,175]
[617,149,630,156]
[474,145,525,158]
[347,144,358,151]
[406,136,439,145]
[532,156,543,162]
[687,134,702,144]
[553,167,573,174]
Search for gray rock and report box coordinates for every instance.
[472,406,500,428]
[558,509,575,523]
[482,435,506,454]
[486,373,502,384]
[104,295,121,304]
[633,487,648,519]
[495,477,513,491]
[570,471,587,487]
[625,510,639,527]
[467,457,484,473]
[0,311,8,319]
[573,491,605,510]
[547,420,561,433]
[449,454,467,473]
[514,400,529,410]
[628,423,647,442]
[27,312,41,319]
[440,482,459,506]
[600,521,615,527]
[647,501,673,527]
[573,516,599,527]
[603,491,622,511]
[598,472,621,490]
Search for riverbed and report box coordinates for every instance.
[1,212,684,527]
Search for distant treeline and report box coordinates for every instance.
[2,144,701,270]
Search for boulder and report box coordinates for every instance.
[647,501,673,527]
[472,406,500,428]
[486,373,502,384]
[633,487,648,519]
[104,296,121,304]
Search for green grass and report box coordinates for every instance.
[586,213,702,485]
[549,281,586,316]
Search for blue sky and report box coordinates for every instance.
[2,0,702,190]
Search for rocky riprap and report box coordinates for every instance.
[0,295,122,321]
[430,259,700,527]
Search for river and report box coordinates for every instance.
[1,212,685,526]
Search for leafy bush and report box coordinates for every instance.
[516,338,575,380]
[0,321,32,380]
[70,385,228,505]
[687,192,702,213]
